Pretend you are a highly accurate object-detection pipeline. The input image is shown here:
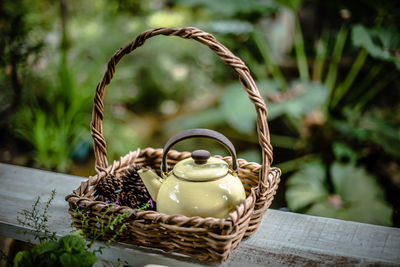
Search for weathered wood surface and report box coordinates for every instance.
[0,162,399,266]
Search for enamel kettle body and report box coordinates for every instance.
[138,129,246,219]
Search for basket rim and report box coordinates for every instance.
[65,147,282,229]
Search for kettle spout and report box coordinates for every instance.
[138,168,162,201]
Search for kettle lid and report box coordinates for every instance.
[172,150,229,182]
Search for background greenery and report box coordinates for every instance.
[1,0,399,226]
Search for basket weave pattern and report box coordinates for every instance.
[66,27,281,262]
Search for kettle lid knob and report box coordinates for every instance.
[191,150,211,165]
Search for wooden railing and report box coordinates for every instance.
[0,162,399,266]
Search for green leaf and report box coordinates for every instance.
[285,160,329,211]
[267,81,328,120]
[257,79,280,94]
[352,24,400,69]
[220,83,257,134]
[169,79,280,135]
[308,197,392,226]
[329,162,393,226]
[331,162,385,203]
[332,109,400,159]
[59,235,85,253]
[307,201,340,219]
[70,230,84,237]
[164,107,226,134]
[220,79,283,134]
[352,25,389,60]
[237,149,261,163]
[13,251,33,267]
[32,241,60,256]
[198,20,254,34]
[287,159,393,226]
[60,252,97,267]
[376,26,400,51]
[38,252,59,267]
[340,201,392,226]
[77,252,98,267]
[332,142,357,163]
[60,253,80,267]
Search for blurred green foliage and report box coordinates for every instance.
[286,146,393,226]
[1,0,399,226]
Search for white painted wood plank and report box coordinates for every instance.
[0,163,399,266]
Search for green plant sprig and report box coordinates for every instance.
[16,189,57,243]
[72,198,154,252]
[13,231,97,267]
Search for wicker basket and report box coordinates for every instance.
[66,27,281,262]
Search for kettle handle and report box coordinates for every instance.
[161,128,239,174]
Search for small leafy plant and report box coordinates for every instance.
[11,190,98,267]
[13,231,97,267]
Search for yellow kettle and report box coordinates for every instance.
[138,128,246,218]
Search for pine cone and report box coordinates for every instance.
[119,190,139,208]
[119,164,153,209]
[95,173,123,202]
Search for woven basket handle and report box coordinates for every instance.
[91,27,273,184]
